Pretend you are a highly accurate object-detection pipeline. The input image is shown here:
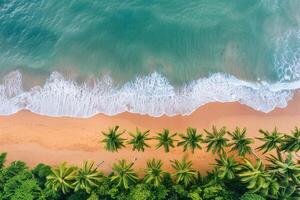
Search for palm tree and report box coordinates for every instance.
[267,152,300,186]
[46,162,76,194]
[171,157,197,187]
[239,159,273,196]
[228,127,254,157]
[256,128,283,154]
[155,129,177,153]
[177,127,203,153]
[101,126,126,152]
[214,152,242,180]
[128,128,151,152]
[266,151,300,199]
[204,126,229,154]
[281,127,300,157]
[111,159,139,189]
[144,159,166,187]
[73,161,103,193]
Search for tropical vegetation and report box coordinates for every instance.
[0,126,299,199]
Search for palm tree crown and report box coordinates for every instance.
[111,159,139,189]
[256,128,283,154]
[177,127,203,153]
[214,153,242,180]
[204,126,229,154]
[239,159,272,195]
[101,126,126,152]
[228,127,254,157]
[46,162,76,194]
[73,161,103,193]
[155,129,177,153]
[128,128,151,152]
[171,157,197,187]
[267,152,300,186]
[280,127,300,153]
[144,159,166,187]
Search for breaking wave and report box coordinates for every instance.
[0,70,299,117]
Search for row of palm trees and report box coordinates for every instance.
[45,148,299,199]
[45,157,196,193]
[101,126,300,158]
[44,126,299,199]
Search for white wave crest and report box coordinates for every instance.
[0,70,299,117]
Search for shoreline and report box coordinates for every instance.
[0,91,299,173]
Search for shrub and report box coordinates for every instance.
[240,192,266,200]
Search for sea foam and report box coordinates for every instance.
[0,70,299,117]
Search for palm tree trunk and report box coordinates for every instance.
[97,161,104,168]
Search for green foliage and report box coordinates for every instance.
[204,126,229,154]
[45,162,76,194]
[128,184,152,200]
[256,128,283,153]
[228,127,254,157]
[155,129,177,153]
[87,192,99,200]
[240,192,266,200]
[111,159,138,189]
[171,157,197,187]
[0,152,7,169]
[266,151,300,199]
[128,128,151,152]
[239,159,271,196]
[267,152,300,185]
[32,163,51,187]
[5,178,44,200]
[101,125,126,152]
[202,184,234,200]
[281,126,300,153]
[177,127,203,153]
[73,161,103,193]
[144,159,166,187]
[214,153,241,180]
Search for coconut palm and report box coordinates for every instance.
[281,127,300,156]
[267,152,300,186]
[46,162,76,194]
[128,128,151,152]
[111,159,139,189]
[155,129,177,153]
[239,159,273,196]
[214,152,242,180]
[177,127,203,153]
[228,127,254,157]
[204,126,229,154]
[171,157,197,187]
[266,151,300,199]
[256,128,283,154]
[144,159,166,187]
[101,126,126,152]
[73,161,103,193]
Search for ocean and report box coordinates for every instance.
[0,0,299,117]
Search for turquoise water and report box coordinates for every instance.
[0,0,299,117]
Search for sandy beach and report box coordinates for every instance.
[0,91,299,174]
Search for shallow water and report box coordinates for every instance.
[0,0,299,117]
